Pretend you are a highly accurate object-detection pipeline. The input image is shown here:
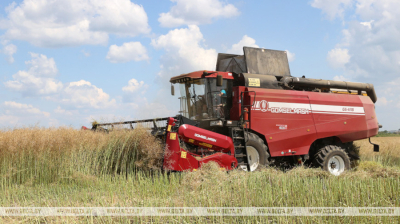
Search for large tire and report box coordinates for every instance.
[338,141,360,169]
[246,133,270,171]
[313,145,351,176]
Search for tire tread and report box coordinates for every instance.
[313,144,351,174]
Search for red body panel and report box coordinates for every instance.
[163,131,200,171]
[178,124,235,154]
[245,88,379,157]
[199,153,237,170]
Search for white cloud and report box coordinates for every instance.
[4,101,50,117]
[314,0,400,130]
[311,0,353,20]
[54,106,75,116]
[333,75,349,81]
[123,99,177,119]
[1,43,17,63]
[152,25,217,80]
[327,48,351,69]
[5,71,63,96]
[4,53,115,109]
[324,1,400,81]
[137,101,177,118]
[0,115,19,127]
[360,20,374,29]
[285,50,295,62]
[0,0,150,47]
[88,0,150,36]
[159,0,239,27]
[25,53,58,77]
[4,53,63,96]
[227,35,259,54]
[122,79,148,103]
[376,97,388,106]
[106,42,149,63]
[0,101,55,127]
[122,79,147,93]
[59,80,116,109]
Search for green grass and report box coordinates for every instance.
[376,131,400,137]
[1,163,400,223]
[1,128,400,223]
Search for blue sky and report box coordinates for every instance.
[0,0,399,131]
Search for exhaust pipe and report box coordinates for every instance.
[281,77,377,103]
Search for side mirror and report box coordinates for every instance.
[217,74,223,86]
[171,85,175,96]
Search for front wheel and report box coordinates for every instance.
[313,145,351,176]
[246,133,269,171]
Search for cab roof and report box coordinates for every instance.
[170,71,234,84]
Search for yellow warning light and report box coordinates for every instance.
[181,151,187,158]
[170,133,176,140]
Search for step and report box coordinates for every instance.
[235,154,246,158]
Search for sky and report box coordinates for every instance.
[0,0,399,131]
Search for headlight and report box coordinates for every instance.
[210,120,223,126]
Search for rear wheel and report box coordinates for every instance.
[246,133,269,171]
[313,145,350,176]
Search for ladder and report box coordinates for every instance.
[231,127,250,171]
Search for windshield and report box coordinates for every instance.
[179,78,232,120]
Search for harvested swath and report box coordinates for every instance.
[181,161,400,192]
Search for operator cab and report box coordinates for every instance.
[170,71,233,123]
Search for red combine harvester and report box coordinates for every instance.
[91,47,381,175]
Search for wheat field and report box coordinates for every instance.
[355,137,400,167]
[0,128,399,223]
